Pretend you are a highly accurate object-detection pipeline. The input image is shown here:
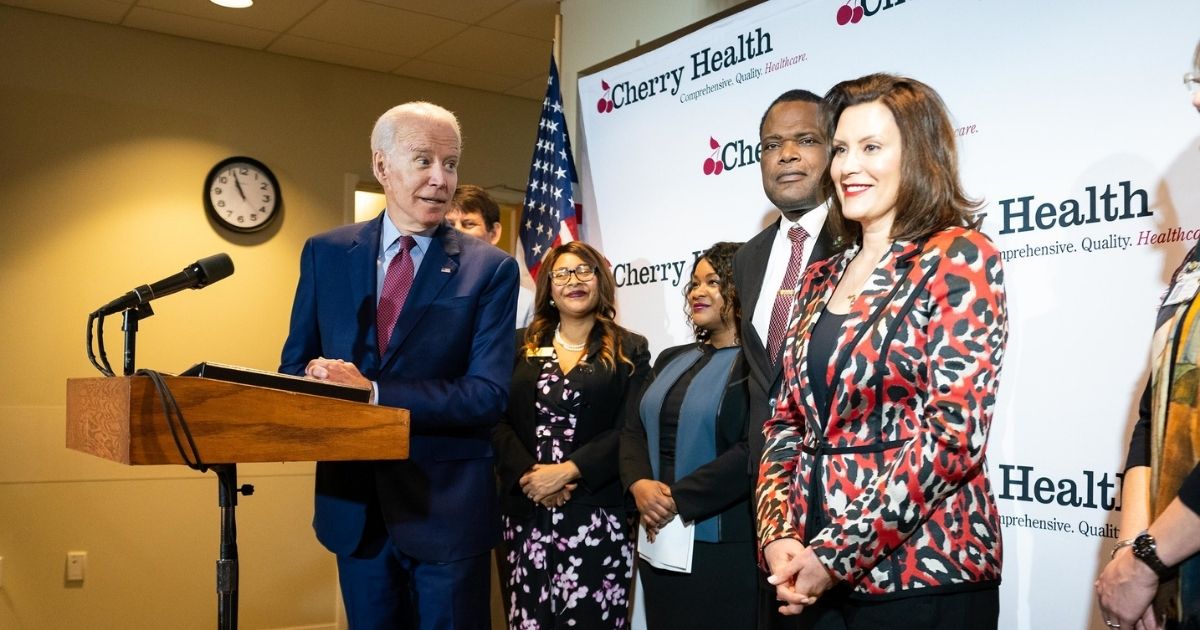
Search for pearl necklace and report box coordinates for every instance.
[554,325,587,352]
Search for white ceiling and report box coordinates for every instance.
[2,0,559,100]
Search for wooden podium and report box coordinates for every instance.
[66,375,409,465]
[65,374,410,630]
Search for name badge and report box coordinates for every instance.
[527,346,555,358]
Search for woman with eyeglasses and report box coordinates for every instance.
[1096,41,1200,630]
[619,241,756,630]
[493,241,651,629]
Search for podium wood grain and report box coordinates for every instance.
[66,376,409,465]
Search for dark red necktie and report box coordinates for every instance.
[376,235,416,355]
[766,226,810,366]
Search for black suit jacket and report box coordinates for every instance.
[619,343,754,542]
[732,216,834,470]
[493,327,652,520]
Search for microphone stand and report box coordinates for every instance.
[215,464,253,630]
[118,304,254,630]
[121,303,154,376]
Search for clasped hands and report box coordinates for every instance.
[305,357,371,389]
[520,462,580,509]
[763,537,837,615]
[630,479,677,542]
[1095,546,1162,630]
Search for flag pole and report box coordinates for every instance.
[554,11,562,66]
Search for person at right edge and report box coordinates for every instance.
[756,73,1008,629]
[732,88,838,630]
[1096,41,1200,630]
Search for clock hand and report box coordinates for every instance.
[231,171,247,201]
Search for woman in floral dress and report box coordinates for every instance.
[494,241,651,629]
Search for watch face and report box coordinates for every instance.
[204,156,281,233]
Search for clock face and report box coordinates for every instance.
[204,156,281,233]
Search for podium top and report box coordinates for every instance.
[181,362,371,403]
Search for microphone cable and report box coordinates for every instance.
[135,368,208,473]
[86,311,115,377]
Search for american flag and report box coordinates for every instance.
[519,55,581,278]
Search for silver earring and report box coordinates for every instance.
[549,299,556,307]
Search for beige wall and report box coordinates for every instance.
[0,6,536,629]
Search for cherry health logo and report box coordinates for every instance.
[702,137,724,175]
[596,80,615,114]
[836,0,864,25]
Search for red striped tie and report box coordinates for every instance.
[766,226,809,366]
[376,235,416,355]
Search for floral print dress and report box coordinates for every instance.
[499,354,635,629]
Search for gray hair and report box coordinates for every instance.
[370,102,462,159]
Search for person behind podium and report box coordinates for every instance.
[279,101,519,630]
[756,74,1008,628]
[1096,41,1200,630]
[492,241,651,629]
[619,241,756,630]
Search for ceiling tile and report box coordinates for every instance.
[478,0,556,40]
[504,74,549,100]
[288,0,467,58]
[135,0,325,32]
[269,34,407,74]
[363,0,514,24]
[4,0,558,100]
[124,6,277,49]
[421,26,548,80]
[0,0,130,23]
[393,58,525,94]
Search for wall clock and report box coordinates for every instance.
[204,156,281,233]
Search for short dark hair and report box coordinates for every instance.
[821,73,980,247]
[759,89,823,137]
[451,184,500,228]
[685,241,743,343]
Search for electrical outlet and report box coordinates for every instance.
[66,551,86,582]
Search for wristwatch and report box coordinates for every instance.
[1131,530,1172,577]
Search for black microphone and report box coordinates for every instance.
[94,253,235,316]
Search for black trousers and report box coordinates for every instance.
[760,581,998,630]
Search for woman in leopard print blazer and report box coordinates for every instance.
[755,73,1007,630]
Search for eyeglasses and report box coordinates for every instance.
[1185,72,1200,94]
[550,264,596,286]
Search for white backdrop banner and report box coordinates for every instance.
[576,1,1200,628]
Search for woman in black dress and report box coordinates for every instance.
[620,241,756,629]
[494,241,651,629]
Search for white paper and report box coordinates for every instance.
[637,518,694,573]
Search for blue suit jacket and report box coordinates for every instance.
[279,214,518,562]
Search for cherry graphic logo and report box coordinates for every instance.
[702,137,724,175]
[836,0,864,25]
[596,80,615,114]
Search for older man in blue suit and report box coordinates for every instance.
[280,101,518,629]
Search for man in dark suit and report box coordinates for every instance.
[280,101,518,630]
[732,90,836,630]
